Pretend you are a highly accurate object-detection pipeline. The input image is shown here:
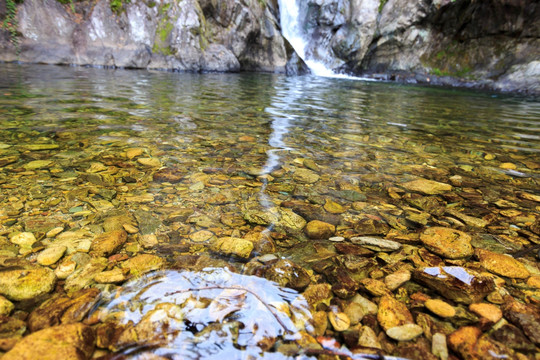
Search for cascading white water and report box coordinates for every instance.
[278,0,337,77]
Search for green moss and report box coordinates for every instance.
[378,0,388,13]
[110,0,130,14]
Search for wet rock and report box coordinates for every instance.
[413,266,495,304]
[357,325,382,349]
[10,232,37,248]
[492,323,537,352]
[302,283,333,309]
[304,220,335,239]
[28,288,101,332]
[120,254,165,276]
[385,269,411,291]
[527,275,540,289]
[55,260,77,280]
[501,297,540,345]
[425,299,456,318]
[2,323,95,360]
[402,178,452,195]
[468,303,502,323]
[292,168,320,184]
[266,259,311,291]
[64,257,108,293]
[361,278,390,296]
[344,302,365,325]
[0,316,26,345]
[475,248,530,279]
[210,237,254,259]
[0,267,56,301]
[94,268,128,283]
[24,160,53,170]
[323,199,345,214]
[90,230,128,257]
[420,227,473,259]
[353,219,390,235]
[334,243,374,257]
[448,326,517,360]
[328,310,350,332]
[431,333,448,360]
[0,296,14,316]
[137,157,161,167]
[350,236,401,252]
[445,209,489,228]
[37,245,67,266]
[377,295,414,331]
[134,210,163,235]
[386,324,423,341]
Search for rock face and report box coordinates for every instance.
[0,0,287,73]
[284,0,540,94]
[1,0,537,93]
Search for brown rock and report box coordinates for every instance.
[304,220,335,239]
[385,269,411,291]
[448,326,517,360]
[90,230,127,257]
[266,259,311,291]
[120,254,165,276]
[152,167,185,183]
[475,249,530,279]
[402,178,452,195]
[420,227,473,259]
[501,297,540,345]
[425,299,456,318]
[377,295,414,331]
[2,323,95,360]
[361,278,391,296]
[468,303,502,323]
[0,267,56,301]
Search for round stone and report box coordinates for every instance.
[386,324,424,341]
[425,299,456,318]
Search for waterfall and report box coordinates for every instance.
[278,0,338,77]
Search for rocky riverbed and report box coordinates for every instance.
[0,64,539,359]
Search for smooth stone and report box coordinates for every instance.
[189,230,215,243]
[211,237,253,259]
[350,236,401,252]
[64,257,108,293]
[305,220,335,239]
[425,299,456,318]
[432,333,449,360]
[0,295,14,316]
[90,230,128,257]
[124,194,155,203]
[469,303,502,323]
[500,162,517,169]
[386,324,424,341]
[46,227,64,238]
[328,311,350,331]
[266,259,311,291]
[55,260,77,279]
[0,267,56,301]
[377,295,414,331]
[126,148,144,159]
[358,326,382,349]
[323,199,345,214]
[385,269,411,291]
[137,157,161,167]
[24,160,52,170]
[122,224,139,234]
[2,323,95,360]
[120,254,165,276]
[10,232,37,247]
[420,227,473,259]
[475,248,530,279]
[402,178,452,195]
[527,275,540,289]
[292,168,320,184]
[329,236,345,242]
[344,302,365,325]
[351,293,378,315]
[37,246,67,266]
[94,268,127,284]
[139,234,159,249]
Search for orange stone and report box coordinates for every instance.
[475,248,530,279]
[469,303,502,323]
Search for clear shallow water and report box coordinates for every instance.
[1,64,539,359]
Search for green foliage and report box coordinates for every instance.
[2,0,20,58]
[378,0,388,13]
[56,0,75,13]
[110,0,130,14]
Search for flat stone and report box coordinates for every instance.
[432,333,448,360]
[153,167,185,183]
[37,246,67,266]
[94,268,127,284]
[292,168,320,184]
[469,303,502,323]
[90,230,128,257]
[120,254,165,276]
[413,266,495,304]
[23,144,60,151]
[475,248,530,279]
[305,220,335,239]
[358,326,381,349]
[0,267,56,301]
[385,269,411,291]
[210,237,253,259]
[402,178,452,195]
[137,157,161,167]
[323,199,345,214]
[377,295,414,331]
[10,232,37,247]
[2,323,95,360]
[386,324,423,341]
[361,278,390,296]
[126,148,144,159]
[24,160,52,170]
[501,298,540,345]
[425,299,456,318]
[420,227,473,259]
[64,257,108,293]
[350,236,401,252]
